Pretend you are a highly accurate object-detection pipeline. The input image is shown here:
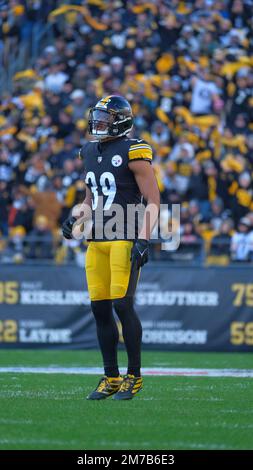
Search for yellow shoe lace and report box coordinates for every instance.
[120,375,135,392]
[97,377,108,393]
[97,376,121,393]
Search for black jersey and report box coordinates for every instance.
[79,137,152,240]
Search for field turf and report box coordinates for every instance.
[0,350,252,450]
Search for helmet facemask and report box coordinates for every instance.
[88,105,133,141]
[88,109,116,140]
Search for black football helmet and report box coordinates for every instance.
[88,95,133,140]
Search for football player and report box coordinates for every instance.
[62,95,160,400]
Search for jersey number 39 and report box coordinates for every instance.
[85,171,116,210]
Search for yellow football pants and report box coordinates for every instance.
[85,240,136,301]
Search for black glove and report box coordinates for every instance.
[62,216,77,240]
[131,239,149,269]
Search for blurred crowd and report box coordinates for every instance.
[1,0,253,264]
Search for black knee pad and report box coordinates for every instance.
[91,300,112,320]
[113,296,134,317]
[114,297,142,340]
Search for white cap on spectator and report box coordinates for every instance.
[239,171,251,182]
[44,46,57,55]
[1,134,12,141]
[229,29,244,40]
[79,24,91,34]
[70,89,85,100]
[34,81,45,90]
[110,56,123,65]
[237,67,250,78]
[101,65,111,74]
[181,143,194,158]
[182,25,193,33]
[239,217,251,227]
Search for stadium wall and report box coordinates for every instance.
[0,265,253,351]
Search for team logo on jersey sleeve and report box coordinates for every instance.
[111,155,123,167]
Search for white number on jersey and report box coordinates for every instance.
[85,171,116,210]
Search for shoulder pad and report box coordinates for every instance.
[128,140,152,163]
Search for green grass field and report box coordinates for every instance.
[0,350,253,450]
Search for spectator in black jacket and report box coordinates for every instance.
[27,215,53,259]
[210,219,234,256]
[0,180,10,236]
[187,162,210,219]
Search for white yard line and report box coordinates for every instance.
[0,366,253,377]
[0,419,33,425]
[0,437,79,446]
[0,437,228,450]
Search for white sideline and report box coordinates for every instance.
[0,366,253,377]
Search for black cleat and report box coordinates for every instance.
[86,376,123,400]
[113,374,143,400]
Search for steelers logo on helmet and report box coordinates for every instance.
[88,95,133,141]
